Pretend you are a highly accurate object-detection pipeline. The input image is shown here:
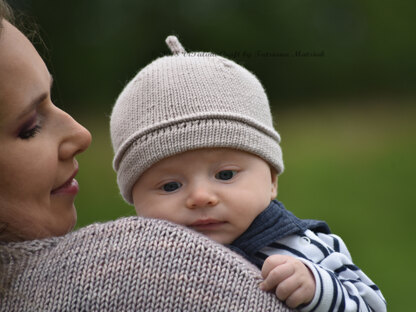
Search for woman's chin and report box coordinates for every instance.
[47,203,78,237]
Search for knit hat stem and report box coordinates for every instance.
[165,35,187,54]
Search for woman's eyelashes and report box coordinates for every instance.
[215,170,237,181]
[18,115,43,140]
[19,124,42,139]
[162,181,182,192]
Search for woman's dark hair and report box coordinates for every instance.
[0,1,48,71]
[0,0,14,26]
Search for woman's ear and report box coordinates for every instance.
[270,168,278,200]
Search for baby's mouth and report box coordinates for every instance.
[189,219,227,230]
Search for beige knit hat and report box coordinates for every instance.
[110,36,284,204]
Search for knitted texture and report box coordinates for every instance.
[0,217,293,312]
[110,36,284,203]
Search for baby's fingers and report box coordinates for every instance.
[285,284,314,308]
[259,262,294,291]
[261,254,292,279]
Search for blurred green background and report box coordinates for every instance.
[11,0,416,310]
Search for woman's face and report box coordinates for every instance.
[0,20,92,241]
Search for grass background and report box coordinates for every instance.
[74,97,415,311]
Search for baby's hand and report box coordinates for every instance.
[259,254,315,308]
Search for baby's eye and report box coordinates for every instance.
[162,181,182,192]
[215,170,237,181]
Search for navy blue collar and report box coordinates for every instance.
[228,200,330,267]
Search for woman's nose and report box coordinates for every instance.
[58,110,92,160]
[186,185,219,209]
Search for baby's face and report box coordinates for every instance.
[132,148,277,244]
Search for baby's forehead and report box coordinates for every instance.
[161,147,252,162]
[149,148,270,171]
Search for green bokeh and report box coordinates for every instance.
[11,0,416,111]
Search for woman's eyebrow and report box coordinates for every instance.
[16,75,53,121]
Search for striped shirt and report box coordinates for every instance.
[256,230,387,311]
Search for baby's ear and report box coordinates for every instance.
[270,167,278,199]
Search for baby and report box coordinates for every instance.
[110,36,386,311]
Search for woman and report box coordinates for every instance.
[0,2,291,311]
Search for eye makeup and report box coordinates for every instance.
[17,113,43,139]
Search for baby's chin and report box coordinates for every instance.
[201,231,238,245]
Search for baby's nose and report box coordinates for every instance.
[186,186,219,209]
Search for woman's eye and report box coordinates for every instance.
[215,170,237,181]
[18,125,42,140]
[162,181,182,192]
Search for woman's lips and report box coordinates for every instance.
[189,219,227,230]
[51,169,79,195]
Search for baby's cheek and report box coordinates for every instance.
[231,205,258,228]
[147,208,184,225]
[134,204,158,218]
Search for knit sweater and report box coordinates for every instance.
[0,217,292,312]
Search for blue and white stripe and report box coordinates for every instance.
[256,230,386,312]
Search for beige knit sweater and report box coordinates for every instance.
[0,217,292,311]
